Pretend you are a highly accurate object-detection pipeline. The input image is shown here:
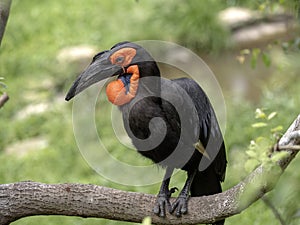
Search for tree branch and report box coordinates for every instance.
[0,115,299,225]
[0,92,9,108]
[0,0,12,46]
[261,196,286,225]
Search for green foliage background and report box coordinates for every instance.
[0,0,299,224]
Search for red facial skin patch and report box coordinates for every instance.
[106,65,139,106]
[110,48,137,67]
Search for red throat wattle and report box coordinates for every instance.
[106,65,140,106]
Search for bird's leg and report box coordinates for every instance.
[153,167,177,217]
[171,169,197,217]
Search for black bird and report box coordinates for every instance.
[65,42,227,224]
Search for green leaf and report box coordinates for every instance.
[0,77,6,90]
[255,136,271,146]
[245,159,260,172]
[279,0,285,4]
[251,55,257,69]
[251,48,261,69]
[249,140,257,149]
[252,122,268,128]
[246,150,257,158]
[262,52,271,67]
[282,42,290,51]
[236,55,245,64]
[267,112,277,120]
[271,125,283,133]
[240,49,250,55]
[142,217,152,225]
[255,108,266,119]
[271,151,289,163]
[0,82,6,89]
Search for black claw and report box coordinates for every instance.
[171,196,189,217]
[153,185,178,217]
[153,194,171,217]
[169,187,178,195]
[153,204,160,215]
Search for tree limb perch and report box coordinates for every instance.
[0,115,299,225]
[0,92,9,108]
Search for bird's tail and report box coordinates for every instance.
[190,168,224,225]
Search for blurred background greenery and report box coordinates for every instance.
[0,0,299,224]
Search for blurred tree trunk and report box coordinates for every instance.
[0,0,11,109]
[0,0,11,46]
[0,115,299,225]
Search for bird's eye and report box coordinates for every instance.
[115,56,125,64]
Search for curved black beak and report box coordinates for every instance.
[65,51,121,101]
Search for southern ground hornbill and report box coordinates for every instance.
[65,41,227,224]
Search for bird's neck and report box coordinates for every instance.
[137,62,161,97]
[106,62,161,106]
[106,65,140,106]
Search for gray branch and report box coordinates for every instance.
[0,92,9,108]
[0,115,299,225]
[0,0,12,46]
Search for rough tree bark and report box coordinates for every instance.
[0,115,299,225]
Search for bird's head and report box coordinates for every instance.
[65,41,160,105]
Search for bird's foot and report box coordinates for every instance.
[153,187,178,217]
[170,194,189,217]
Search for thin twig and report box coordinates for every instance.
[0,92,9,108]
[277,145,300,151]
[261,196,286,225]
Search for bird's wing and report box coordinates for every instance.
[171,77,227,181]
